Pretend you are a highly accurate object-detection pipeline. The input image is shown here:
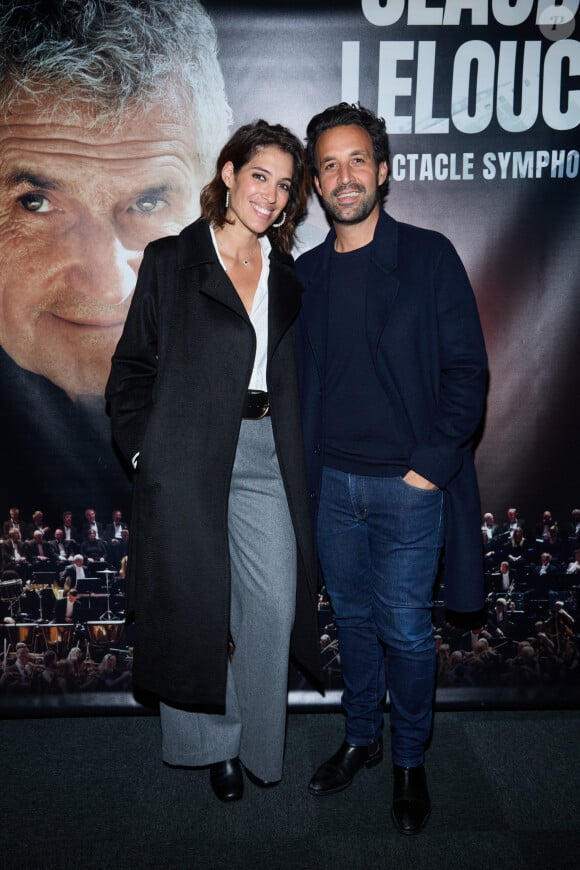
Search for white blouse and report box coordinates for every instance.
[210,225,270,392]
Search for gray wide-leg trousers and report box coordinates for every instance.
[160,418,297,781]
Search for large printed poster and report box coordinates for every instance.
[1,1,579,710]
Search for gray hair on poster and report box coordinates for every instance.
[0,0,232,175]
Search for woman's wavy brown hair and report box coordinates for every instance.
[200,119,309,256]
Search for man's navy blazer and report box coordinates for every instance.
[295,209,488,623]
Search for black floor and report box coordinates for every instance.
[1,709,579,869]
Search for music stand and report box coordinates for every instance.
[76,577,101,593]
[97,569,116,619]
[0,578,23,620]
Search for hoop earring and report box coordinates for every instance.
[272,210,286,228]
[225,189,230,209]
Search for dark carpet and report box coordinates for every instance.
[1,710,578,869]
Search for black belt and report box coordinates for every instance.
[242,390,270,419]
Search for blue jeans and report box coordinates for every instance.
[316,466,445,767]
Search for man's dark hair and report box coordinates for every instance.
[305,103,390,202]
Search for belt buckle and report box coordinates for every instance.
[256,396,270,419]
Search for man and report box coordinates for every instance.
[486,597,507,639]
[53,588,83,624]
[295,104,488,834]
[566,547,580,574]
[566,508,580,539]
[26,529,56,570]
[481,512,500,543]
[2,506,22,539]
[0,0,231,515]
[481,511,500,570]
[108,528,130,571]
[62,512,79,545]
[535,510,557,541]
[103,510,128,544]
[501,507,525,536]
[81,509,104,542]
[2,528,30,578]
[27,511,51,541]
[60,555,87,591]
[494,560,514,595]
[0,644,34,690]
[522,550,557,610]
[51,529,75,564]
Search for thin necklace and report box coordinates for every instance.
[223,242,259,267]
[241,243,260,266]
[211,225,260,272]
[234,246,260,267]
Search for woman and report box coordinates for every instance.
[106,121,321,801]
[506,526,529,566]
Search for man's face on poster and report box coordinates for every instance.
[0,91,202,399]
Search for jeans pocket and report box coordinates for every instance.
[399,475,440,494]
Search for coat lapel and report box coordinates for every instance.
[299,232,334,382]
[365,209,401,355]
[176,219,248,320]
[175,220,305,357]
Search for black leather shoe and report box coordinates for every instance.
[209,758,243,802]
[391,764,431,835]
[244,768,279,789]
[309,740,383,796]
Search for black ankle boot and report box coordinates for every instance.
[309,740,383,796]
[391,763,430,834]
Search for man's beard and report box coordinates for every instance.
[322,182,379,225]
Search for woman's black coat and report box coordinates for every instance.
[106,219,322,706]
